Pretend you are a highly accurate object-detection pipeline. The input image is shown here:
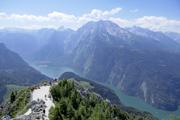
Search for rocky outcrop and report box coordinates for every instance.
[14,100,47,120]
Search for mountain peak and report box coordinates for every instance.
[79,20,130,37]
[81,20,121,30]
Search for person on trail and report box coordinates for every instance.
[43,109,45,114]
[45,94,47,101]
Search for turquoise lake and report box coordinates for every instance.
[109,86,180,120]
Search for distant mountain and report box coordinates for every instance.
[33,29,75,65]
[0,30,39,60]
[127,26,180,52]
[165,32,180,44]
[69,21,180,111]
[0,28,64,61]
[0,28,76,66]
[0,43,50,103]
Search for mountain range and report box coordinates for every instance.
[0,20,180,111]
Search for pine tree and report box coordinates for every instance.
[10,91,16,103]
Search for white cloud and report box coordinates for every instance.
[110,17,131,26]
[79,7,122,23]
[0,8,180,33]
[86,7,122,18]
[0,12,7,19]
[48,12,77,21]
[134,16,180,33]
[109,16,180,33]
[0,8,123,30]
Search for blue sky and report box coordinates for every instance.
[0,0,180,32]
[0,0,179,19]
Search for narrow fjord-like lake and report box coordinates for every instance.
[110,86,180,120]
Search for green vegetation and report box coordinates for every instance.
[49,80,156,120]
[3,85,25,102]
[0,88,31,118]
[10,91,16,103]
[79,81,94,89]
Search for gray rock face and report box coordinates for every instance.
[1,115,11,120]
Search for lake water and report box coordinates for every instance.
[33,64,180,120]
[31,63,79,78]
[109,86,180,120]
